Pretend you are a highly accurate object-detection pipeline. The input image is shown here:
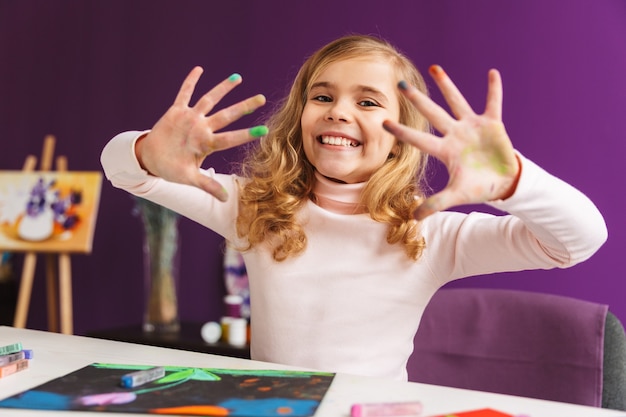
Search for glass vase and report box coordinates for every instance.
[135,198,181,333]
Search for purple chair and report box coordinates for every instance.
[408,288,626,410]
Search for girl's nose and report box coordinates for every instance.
[325,102,350,122]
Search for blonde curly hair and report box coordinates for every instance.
[237,34,431,262]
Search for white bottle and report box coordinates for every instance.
[228,318,248,347]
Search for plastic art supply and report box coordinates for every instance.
[220,316,234,342]
[0,351,25,367]
[120,366,165,388]
[22,349,34,359]
[224,294,243,318]
[0,358,29,378]
[0,342,22,356]
[228,318,248,347]
[201,321,222,344]
[351,401,422,417]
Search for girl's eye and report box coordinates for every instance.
[312,95,332,102]
[359,99,379,107]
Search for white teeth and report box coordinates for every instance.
[320,135,359,147]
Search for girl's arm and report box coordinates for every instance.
[101,130,241,240]
[387,66,607,278]
[423,152,607,284]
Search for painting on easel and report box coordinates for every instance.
[0,171,102,253]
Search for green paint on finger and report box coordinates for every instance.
[249,125,269,138]
[228,73,242,82]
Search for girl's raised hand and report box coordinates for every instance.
[383,66,520,220]
[136,66,267,201]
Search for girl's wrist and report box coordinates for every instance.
[498,154,522,200]
[134,132,151,173]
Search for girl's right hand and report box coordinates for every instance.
[135,66,267,201]
[383,66,519,220]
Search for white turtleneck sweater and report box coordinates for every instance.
[101,131,607,381]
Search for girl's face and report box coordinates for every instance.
[301,56,401,184]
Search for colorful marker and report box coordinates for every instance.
[351,401,423,417]
[0,342,23,356]
[0,351,25,367]
[120,366,165,388]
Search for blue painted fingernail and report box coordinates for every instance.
[249,125,269,138]
[228,73,242,82]
[398,80,409,91]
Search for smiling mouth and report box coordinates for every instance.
[318,135,360,147]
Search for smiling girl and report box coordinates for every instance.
[101,35,606,380]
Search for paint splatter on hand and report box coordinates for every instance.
[136,67,268,201]
[384,66,520,220]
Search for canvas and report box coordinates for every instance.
[0,171,102,253]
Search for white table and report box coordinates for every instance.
[0,326,624,417]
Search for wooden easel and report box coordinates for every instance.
[12,135,74,335]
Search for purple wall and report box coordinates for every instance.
[1,0,625,335]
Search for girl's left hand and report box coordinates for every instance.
[383,66,520,220]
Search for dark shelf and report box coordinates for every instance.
[87,321,250,359]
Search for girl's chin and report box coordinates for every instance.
[315,167,346,181]
[314,163,371,184]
